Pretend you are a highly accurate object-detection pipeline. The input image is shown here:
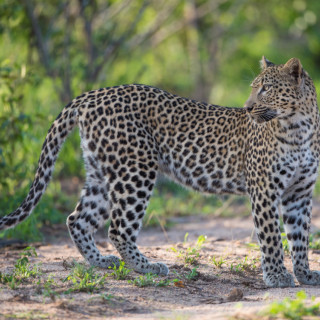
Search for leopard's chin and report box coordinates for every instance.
[248,114,268,124]
[250,112,278,124]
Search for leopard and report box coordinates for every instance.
[1,57,320,288]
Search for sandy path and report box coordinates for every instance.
[1,211,320,319]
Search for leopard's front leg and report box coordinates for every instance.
[246,160,295,289]
[249,191,295,287]
[282,186,320,285]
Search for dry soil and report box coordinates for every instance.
[1,206,320,320]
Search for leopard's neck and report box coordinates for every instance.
[267,99,319,148]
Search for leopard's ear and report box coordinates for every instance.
[283,58,303,84]
[260,56,274,70]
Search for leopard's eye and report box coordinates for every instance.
[262,84,272,91]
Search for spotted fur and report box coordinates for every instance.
[1,57,319,287]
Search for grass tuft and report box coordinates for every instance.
[108,261,132,280]
[263,290,320,320]
[63,262,106,293]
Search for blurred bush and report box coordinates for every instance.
[1,0,320,239]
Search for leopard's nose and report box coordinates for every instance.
[246,105,254,112]
[244,101,255,113]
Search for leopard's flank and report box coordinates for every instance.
[1,57,320,288]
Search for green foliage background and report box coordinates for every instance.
[1,0,320,240]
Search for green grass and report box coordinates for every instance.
[185,267,199,280]
[211,256,226,268]
[128,273,157,287]
[245,242,260,250]
[263,290,320,320]
[41,275,59,300]
[313,180,320,197]
[171,234,207,266]
[230,256,259,273]
[281,231,320,253]
[108,261,132,280]
[309,231,320,250]
[13,247,40,278]
[99,293,117,303]
[62,262,107,293]
[281,232,290,254]
[128,273,173,287]
[2,311,50,320]
[0,246,41,289]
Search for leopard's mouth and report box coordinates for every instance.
[256,110,278,123]
[248,106,278,124]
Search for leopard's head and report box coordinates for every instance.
[245,57,309,124]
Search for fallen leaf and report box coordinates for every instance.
[174,280,185,288]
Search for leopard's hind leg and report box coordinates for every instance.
[67,154,120,269]
[106,157,168,275]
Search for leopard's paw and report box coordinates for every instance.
[90,255,120,269]
[264,271,295,288]
[148,262,169,276]
[295,268,320,285]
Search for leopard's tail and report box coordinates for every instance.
[0,98,82,231]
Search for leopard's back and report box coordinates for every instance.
[78,84,248,197]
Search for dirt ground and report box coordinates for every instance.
[1,206,320,320]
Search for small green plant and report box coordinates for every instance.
[242,256,259,271]
[171,270,183,281]
[211,256,225,268]
[281,233,290,253]
[185,267,199,280]
[230,262,241,273]
[2,311,50,319]
[183,248,200,265]
[0,246,40,289]
[172,234,207,266]
[195,235,207,247]
[63,263,106,293]
[41,275,59,301]
[100,293,116,302]
[108,261,132,280]
[14,247,41,279]
[309,232,320,250]
[245,242,260,250]
[129,273,157,287]
[128,273,172,287]
[0,273,20,289]
[157,278,173,287]
[230,256,259,273]
[282,232,320,252]
[263,290,320,320]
